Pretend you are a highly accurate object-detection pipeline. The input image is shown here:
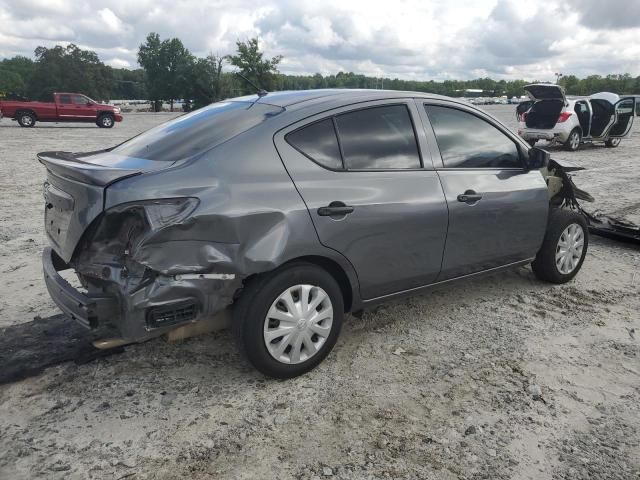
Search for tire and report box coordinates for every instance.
[531,209,588,284]
[97,113,115,128]
[233,262,344,378]
[605,138,621,148]
[17,111,36,127]
[564,128,581,151]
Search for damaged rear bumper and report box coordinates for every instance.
[43,246,241,341]
[43,247,117,329]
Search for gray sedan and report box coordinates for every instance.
[40,89,589,378]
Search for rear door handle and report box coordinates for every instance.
[457,190,483,204]
[317,202,354,217]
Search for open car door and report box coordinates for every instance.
[605,97,637,138]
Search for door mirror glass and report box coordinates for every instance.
[527,146,550,170]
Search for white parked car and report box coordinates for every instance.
[517,84,637,151]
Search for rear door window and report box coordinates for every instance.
[425,105,522,169]
[335,105,421,170]
[59,95,71,104]
[286,119,343,169]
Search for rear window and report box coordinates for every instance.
[111,101,282,162]
[286,118,343,169]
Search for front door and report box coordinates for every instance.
[68,94,98,121]
[275,101,449,300]
[421,102,549,279]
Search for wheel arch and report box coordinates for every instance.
[240,254,358,313]
[16,108,37,120]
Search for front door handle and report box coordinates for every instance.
[457,190,483,204]
[317,201,354,217]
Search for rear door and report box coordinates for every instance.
[56,94,75,119]
[420,101,549,279]
[605,97,637,138]
[274,100,449,300]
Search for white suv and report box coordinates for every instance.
[517,84,637,151]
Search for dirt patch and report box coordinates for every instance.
[0,314,123,384]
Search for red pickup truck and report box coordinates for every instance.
[0,92,123,128]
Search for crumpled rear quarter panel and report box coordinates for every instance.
[103,121,353,281]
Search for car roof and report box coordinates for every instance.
[232,89,453,108]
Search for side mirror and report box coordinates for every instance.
[527,146,550,170]
[87,101,94,106]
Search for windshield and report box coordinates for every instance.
[111,101,283,162]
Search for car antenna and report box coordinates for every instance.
[235,71,268,97]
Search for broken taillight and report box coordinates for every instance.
[557,112,572,123]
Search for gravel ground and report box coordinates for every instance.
[0,107,638,480]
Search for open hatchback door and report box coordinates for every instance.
[522,84,569,130]
[524,84,567,104]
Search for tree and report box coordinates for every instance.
[26,44,112,101]
[138,33,166,111]
[138,33,194,111]
[0,56,34,95]
[227,38,282,93]
[161,38,194,111]
[188,54,230,108]
[0,69,25,95]
[109,67,147,100]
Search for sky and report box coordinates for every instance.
[1,0,639,82]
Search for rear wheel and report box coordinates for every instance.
[17,111,36,127]
[531,209,588,284]
[97,113,115,128]
[564,128,581,151]
[233,262,344,378]
[605,138,621,148]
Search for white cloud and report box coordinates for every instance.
[105,57,131,68]
[0,0,639,81]
[97,8,126,33]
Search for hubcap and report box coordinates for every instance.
[556,223,584,274]
[263,284,333,364]
[103,117,113,126]
[570,133,579,149]
[22,115,33,126]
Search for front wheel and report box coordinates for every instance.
[233,262,344,378]
[564,129,581,151]
[531,209,588,284]
[605,138,621,148]
[97,114,115,128]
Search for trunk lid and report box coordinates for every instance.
[524,84,567,104]
[39,150,175,262]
